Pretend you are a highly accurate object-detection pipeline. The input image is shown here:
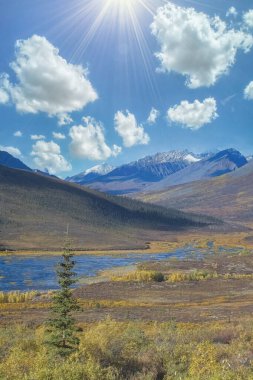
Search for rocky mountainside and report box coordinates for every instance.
[143,149,247,193]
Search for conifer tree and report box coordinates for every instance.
[46,240,80,357]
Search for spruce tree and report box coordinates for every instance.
[46,241,80,357]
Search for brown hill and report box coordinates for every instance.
[136,161,253,226]
[0,165,217,250]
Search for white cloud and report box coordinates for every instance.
[151,2,253,88]
[226,7,238,18]
[53,132,66,140]
[244,81,253,100]
[0,75,9,104]
[31,140,71,174]
[31,134,45,140]
[14,130,22,137]
[69,116,121,161]
[167,98,218,130]
[0,145,22,157]
[243,10,253,29]
[0,89,9,104]
[114,110,150,147]
[147,107,160,124]
[0,35,98,123]
[58,113,73,126]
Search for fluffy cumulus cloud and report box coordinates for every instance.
[0,35,98,123]
[243,10,253,29]
[14,130,22,137]
[114,111,150,147]
[69,116,121,161]
[53,132,66,140]
[31,134,45,140]
[167,98,218,130]
[31,140,71,174]
[244,81,253,100]
[151,2,253,88]
[0,145,22,157]
[147,107,159,124]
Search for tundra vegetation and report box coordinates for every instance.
[1,248,253,379]
[1,318,253,379]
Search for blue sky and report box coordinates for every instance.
[0,0,253,176]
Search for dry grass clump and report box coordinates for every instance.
[111,270,165,282]
[0,291,39,303]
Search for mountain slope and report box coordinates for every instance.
[0,165,217,250]
[0,151,32,171]
[137,160,253,225]
[143,149,247,193]
[73,150,201,195]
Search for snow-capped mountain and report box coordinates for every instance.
[66,148,248,196]
[66,163,115,184]
[66,150,202,194]
[133,150,200,165]
[85,164,115,176]
[143,148,248,192]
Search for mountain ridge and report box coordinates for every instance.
[142,148,247,193]
[66,150,203,195]
[66,148,248,196]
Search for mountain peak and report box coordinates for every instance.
[66,163,114,184]
[208,148,247,167]
[85,163,115,176]
[134,150,200,166]
[0,150,32,172]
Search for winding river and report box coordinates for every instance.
[0,245,212,292]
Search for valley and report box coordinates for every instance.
[1,148,253,379]
[1,0,253,376]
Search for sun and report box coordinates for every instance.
[105,0,143,19]
[108,0,135,6]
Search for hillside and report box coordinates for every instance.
[137,161,253,226]
[0,165,217,250]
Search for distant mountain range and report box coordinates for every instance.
[0,164,217,251]
[66,150,205,194]
[142,148,247,193]
[66,148,249,195]
[1,148,251,198]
